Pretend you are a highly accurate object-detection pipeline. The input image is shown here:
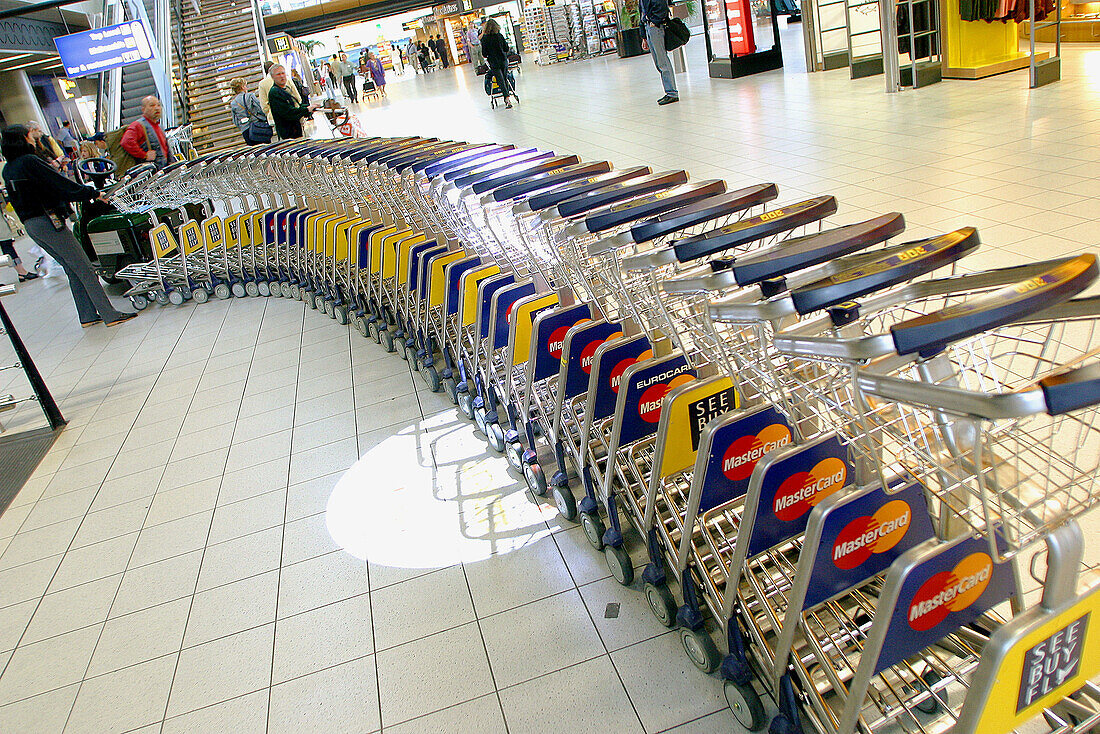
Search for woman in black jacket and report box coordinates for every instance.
[1,125,136,327]
[480,19,515,109]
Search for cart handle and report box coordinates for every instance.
[671,195,837,263]
[1041,362,1100,415]
[554,169,688,219]
[628,183,778,244]
[423,144,513,178]
[583,179,726,233]
[789,227,979,315]
[730,212,906,287]
[470,154,581,195]
[889,253,1098,358]
[521,166,650,213]
[442,147,540,183]
[489,160,612,202]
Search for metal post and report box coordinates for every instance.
[879,0,900,91]
[0,298,66,431]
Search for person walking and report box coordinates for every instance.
[229,78,270,145]
[365,51,387,97]
[466,23,484,66]
[120,96,172,170]
[268,64,319,139]
[640,0,679,105]
[1,125,136,327]
[435,34,450,68]
[57,121,80,158]
[27,121,65,170]
[481,19,515,108]
[338,53,358,103]
[407,40,421,73]
[0,188,37,282]
[290,69,312,104]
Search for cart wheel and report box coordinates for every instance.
[458,392,474,419]
[277,282,288,297]
[292,284,302,300]
[915,671,945,714]
[354,316,368,337]
[443,378,459,405]
[473,407,488,436]
[380,330,395,352]
[303,291,315,309]
[180,287,192,301]
[394,337,406,357]
[424,366,441,392]
[505,441,524,470]
[552,483,577,521]
[258,281,271,296]
[644,583,677,627]
[405,345,418,366]
[214,283,232,300]
[606,545,634,585]
[232,282,247,298]
[580,511,605,550]
[723,681,766,731]
[681,628,721,674]
[168,290,185,306]
[523,461,547,497]
[245,281,259,297]
[130,294,148,311]
[487,422,506,452]
[155,291,170,305]
[334,305,349,325]
[193,287,210,304]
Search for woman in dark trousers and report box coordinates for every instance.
[1,125,136,327]
[480,19,515,109]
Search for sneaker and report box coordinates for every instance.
[505,102,513,109]
[80,319,102,328]
[104,312,138,327]
[658,95,680,105]
[18,272,38,282]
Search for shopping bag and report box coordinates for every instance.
[664,18,691,50]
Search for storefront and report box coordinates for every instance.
[427,0,525,65]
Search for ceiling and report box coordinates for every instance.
[0,50,64,74]
[264,0,435,37]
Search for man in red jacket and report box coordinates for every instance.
[120,96,171,170]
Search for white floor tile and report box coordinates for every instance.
[183,570,279,648]
[197,526,282,592]
[166,623,275,718]
[21,573,121,645]
[383,693,507,734]
[272,592,373,684]
[464,534,574,618]
[0,554,64,605]
[0,682,79,734]
[277,550,368,619]
[111,550,203,617]
[64,653,178,734]
[372,565,475,651]
[0,623,103,705]
[161,689,269,734]
[497,656,643,733]
[87,597,191,677]
[268,655,380,734]
[129,510,213,568]
[376,622,495,727]
[208,488,286,545]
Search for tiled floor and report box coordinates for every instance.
[0,31,1098,733]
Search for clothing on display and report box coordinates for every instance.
[958,0,1052,22]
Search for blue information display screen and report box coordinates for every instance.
[54,21,153,79]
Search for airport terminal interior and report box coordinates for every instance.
[0,1,1099,731]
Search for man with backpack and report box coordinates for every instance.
[119,96,171,171]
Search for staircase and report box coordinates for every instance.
[173,0,266,153]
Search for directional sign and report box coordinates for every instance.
[54,21,153,79]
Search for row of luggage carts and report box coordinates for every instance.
[104,135,1100,734]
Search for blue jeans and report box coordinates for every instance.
[646,24,678,98]
[24,216,128,324]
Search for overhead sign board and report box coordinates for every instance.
[54,20,153,79]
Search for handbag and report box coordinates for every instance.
[475,62,489,75]
[247,118,273,143]
[664,17,691,50]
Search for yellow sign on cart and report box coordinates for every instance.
[180,221,203,255]
[510,293,559,367]
[202,217,225,250]
[658,376,738,479]
[149,223,177,259]
[428,250,468,307]
[964,582,1100,734]
[460,264,501,327]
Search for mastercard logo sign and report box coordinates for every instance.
[609,349,652,393]
[722,424,793,482]
[548,319,590,360]
[579,331,623,374]
[831,500,912,570]
[772,457,847,522]
[907,552,993,632]
[637,372,695,423]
